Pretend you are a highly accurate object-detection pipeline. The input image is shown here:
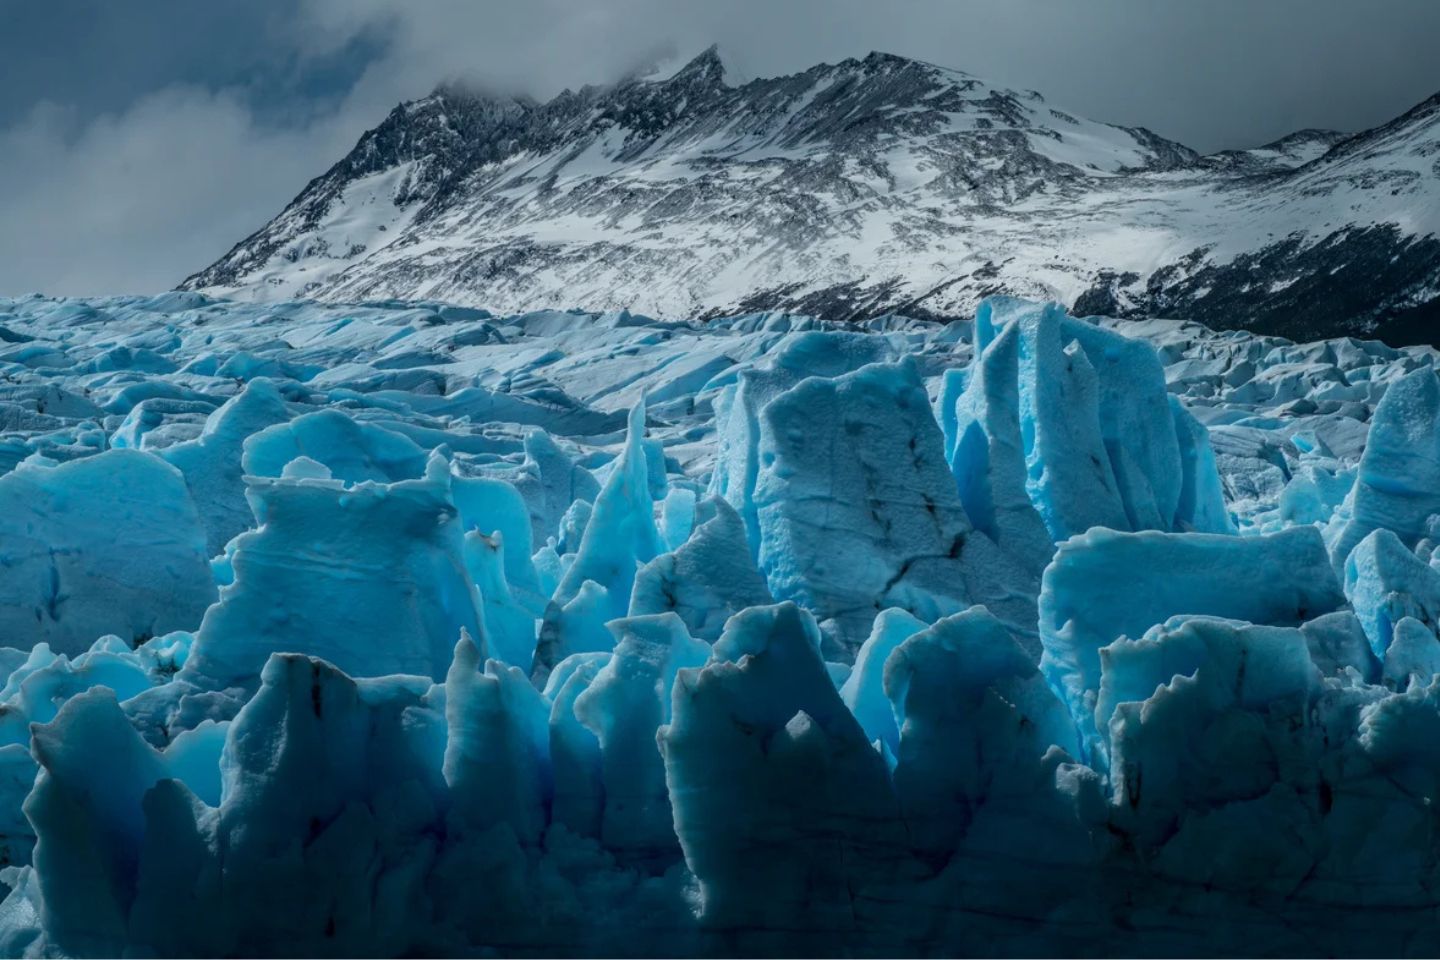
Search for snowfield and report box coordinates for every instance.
[2,290,1440,955]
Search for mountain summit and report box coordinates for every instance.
[182,49,1440,343]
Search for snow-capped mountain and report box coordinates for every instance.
[183,47,1440,344]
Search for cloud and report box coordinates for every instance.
[301,0,1440,152]
[0,87,371,296]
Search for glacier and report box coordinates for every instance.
[0,291,1439,955]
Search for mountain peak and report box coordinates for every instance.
[633,43,733,89]
[664,43,731,87]
[860,50,918,68]
[854,49,969,79]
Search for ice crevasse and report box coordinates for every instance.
[0,293,1439,954]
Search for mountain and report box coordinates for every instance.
[181,47,1440,344]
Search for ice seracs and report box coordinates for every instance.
[659,602,904,952]
[628,497,773,640]
[1344,528,1440,659]
[158,378,291,556]
[1039,525,1346,761]
[751,356,1033,656]
[0,450,215,656]
[944,299,1232,580]
[0,290,1439,955]
[1329,366,1440,565]
[183,453,482,686]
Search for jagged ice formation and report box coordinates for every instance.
[0,291,1439,954]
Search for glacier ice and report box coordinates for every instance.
[840,607,927,756]
[573,613,707,865]
[183,454,483,686]
[1329,366,1440,565]
[157,378,292,556]
[1344,527,1440,660]
[1040,525,1347,761]
[552,402,664,620]
[629,497,773,640]
[659,601,905,951]
[1,291,1440,954]
[0,450,216,656]
[752,356,1033,656]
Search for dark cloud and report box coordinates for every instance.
[0,0,386,127]
[2,0,1439,295]
[293,0,1440,150]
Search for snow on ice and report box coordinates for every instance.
[0,291,1438,954]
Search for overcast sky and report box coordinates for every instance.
[3,0,1439,297]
